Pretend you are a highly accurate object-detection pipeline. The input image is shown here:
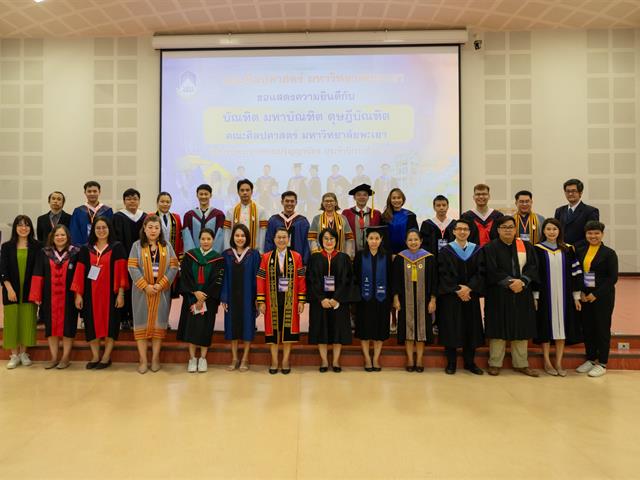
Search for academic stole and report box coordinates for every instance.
[516,213,541,244]
[267,249,295,340]
[157,211,177,251]
[141,244,168,332]
[399,252,431,341]
[361,253,387,302]
[321,212,345,251]
[233,202,258,249]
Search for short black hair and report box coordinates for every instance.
[281,190,297,201]
[496,215,516,228]
[237,178,253,191]
[122,188,140,200]
[318,227,338,249]
[515,190,532,200]
[563,179,584,193]
[83,180,101,191]
[432,195,449,206]
[405,228,422,241]
[230,223,252,249]
[48,191,66,204]
[156,191,172,202]
[275,226,291,237]
[584,220,605,233]
[453,218,472,229]
[199,227,216,242]
[196,184,212,194]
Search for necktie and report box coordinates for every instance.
[163,214,168,226]
[358,210,365,230]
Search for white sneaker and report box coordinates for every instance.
[588,364,607,377]
[7,355,20,369]
[19,352,32,366]
[576,360,595,373]
[187,357,197,373]
[198,357,208,373]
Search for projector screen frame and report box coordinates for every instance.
[158,42,462,218]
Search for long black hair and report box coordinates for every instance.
[9,215,36,245]
[88,216,116,246]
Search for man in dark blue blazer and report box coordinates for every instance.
[554,179,599,246]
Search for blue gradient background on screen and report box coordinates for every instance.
[161,46,459,220]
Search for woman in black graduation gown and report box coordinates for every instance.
[29,224,80,369]
[354,226,392,372]
[437,219,484,375]
[307,227,353,372]
[532,218,583,377]
[392,229,437,373]
[177,228,225,373]
[575,221,618,378]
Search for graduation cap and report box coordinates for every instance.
[348,183,374,196]
[365,225,387,236]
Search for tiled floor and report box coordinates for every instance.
[1,364,639,479]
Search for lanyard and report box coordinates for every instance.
[518,214,530,234]
[86,204,102,224]
[93,244,108,266]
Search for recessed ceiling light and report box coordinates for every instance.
[34,0,45,3]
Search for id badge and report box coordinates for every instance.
[324,275,335,292]
[87,224,92,236]
[437,239,448,251]
[584,272,596,288]
[88,265,101,281]
[278,277,289,292]
[152,263,159,277]
[520,233,530,242]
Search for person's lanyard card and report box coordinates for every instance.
[437,239,448,251]
[520,233,530,242]
[88,265,101,281]
[152,262,159,277]
[324,275,335,292]
[584,272,596,288]
[278,277,289,292]
[86,224,92,236]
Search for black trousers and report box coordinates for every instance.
[444,346,476,367]
[581,297,614,365]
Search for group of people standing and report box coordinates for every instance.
[1,177,618,378]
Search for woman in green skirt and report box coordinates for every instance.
[1,215,40,369]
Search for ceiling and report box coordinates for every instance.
[1,0,639,38]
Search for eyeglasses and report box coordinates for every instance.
[498,225,515,230]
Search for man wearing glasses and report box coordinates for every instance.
[482,216,540,377]
[554,179,599,246]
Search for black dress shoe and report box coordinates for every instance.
[319,366,329,373]
[281,368,291,375]
[364,366,374,372]
[405,365,415,372]
[373,367,382,372]
[465,365,484,375]
[95,360,112,370]
[332,366,342,373]
[268,368,278,375]
[415,366,424,373]
[445,364,456,375]
[86,361,99,370]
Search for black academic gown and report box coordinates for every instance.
[307,251,353,345]
[420,219,456,257]
[436,244,485,349]
[353,250,392,341]
[482,238,539,340]
[391,252,438,344]
[532,245,583,345]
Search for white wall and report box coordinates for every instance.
[0,30,638,270]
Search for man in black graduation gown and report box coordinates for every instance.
[483,215,539,377]
[36,191,72,241]
[112,188,147,329]
[420,194,456,256]
[554,178,599,246]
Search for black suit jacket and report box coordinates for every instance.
[554,202,599,245]
[36,211,72,241]
[576,243,618,303]
[0,240,42,304]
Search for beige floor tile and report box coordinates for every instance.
[0,364,638,479]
